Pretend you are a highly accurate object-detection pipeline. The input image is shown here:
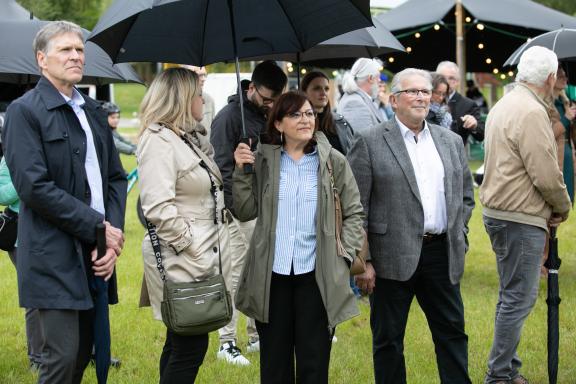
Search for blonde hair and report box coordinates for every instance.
[139,68,200,136]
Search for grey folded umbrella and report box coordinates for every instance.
[0,20,141,85]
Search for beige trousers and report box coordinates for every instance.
[218,217,259,344]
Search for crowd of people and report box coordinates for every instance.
[1,19,575,384]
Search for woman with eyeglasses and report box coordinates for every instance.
[426,72,453,129]
[232,92,364,383]
[300,71,354,155]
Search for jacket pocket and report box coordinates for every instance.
[368,222,387,234]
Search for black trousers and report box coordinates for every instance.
[370,237,471,384]
[159,330,208,384]
[256,271,332,384]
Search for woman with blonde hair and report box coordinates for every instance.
[137,67,231,383]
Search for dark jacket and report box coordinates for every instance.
[210,92,267,212]
[333,113,355,155]
[2,77,127,310]
[448,91,484,145]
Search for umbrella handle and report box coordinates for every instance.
[96,223,106,260]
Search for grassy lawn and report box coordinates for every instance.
[0,155,575,383]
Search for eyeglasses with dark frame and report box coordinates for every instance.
[254,87,277,105]
[394,89,432,97]
[287,110,316,121]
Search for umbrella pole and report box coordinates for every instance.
[297,52,301,88]
[227,0,253,173]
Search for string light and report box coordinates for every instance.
[379,66,384,71]
[434,24,440,31]
[388,57,395,63]
[415,32,421,38]
[406,46,412,53]
[465,17,472,23]
[287,62,293,68]
[508,71,514,77]
[493,68,499,74]
[288,67,293,73]
[486,58,492,64]
[478,43,484,49]
[301,68,307,74]
[476,23,485,31]
[332,71,338,77]
[500,74,506,80]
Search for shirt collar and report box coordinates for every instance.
[395,116,429,140]
[59,87,85,108]
[448,90,456,101]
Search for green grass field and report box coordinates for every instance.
[0,156,575,383]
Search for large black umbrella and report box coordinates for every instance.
[504,28,576,80]
[91,223,111,384]
[544,226,561,384]
[376,0,576,73]
[243,17,405,68]
[0,20,142,85]
[88,0,372,142]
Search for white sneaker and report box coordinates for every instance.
[246,339,260,353]
[217,341,250,366]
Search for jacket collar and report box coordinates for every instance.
[515,82,550,110]
[36,76,69,110]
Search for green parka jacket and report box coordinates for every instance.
[232,132,364,329]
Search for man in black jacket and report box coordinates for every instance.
[437,61,485,145]
[3,21,126,383]
[210,60,287,365]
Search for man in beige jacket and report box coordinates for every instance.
[480,46,571,384]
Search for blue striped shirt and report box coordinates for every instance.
[273,148,319,275]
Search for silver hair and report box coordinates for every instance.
[515,46,558,87]
[436,60,460,75]
[341,58,381,94]
[33,20,83,55]
[390,68,432,94]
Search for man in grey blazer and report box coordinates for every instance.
[338,58,383,134]
[348,68,475,384]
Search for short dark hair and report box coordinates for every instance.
[266,91,316,153]
[252,61,287,95]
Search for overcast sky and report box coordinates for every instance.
[371,0,408,9]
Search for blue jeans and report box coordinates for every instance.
[483,217,546,383]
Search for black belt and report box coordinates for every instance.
[422,232,446,244]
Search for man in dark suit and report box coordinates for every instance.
[437,61,484,145]
[348,68,475,384]
[3,21,126,383]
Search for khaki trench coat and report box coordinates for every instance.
[232,133,364,329]
[138,124,231,320]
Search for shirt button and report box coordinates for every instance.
[213,247,218,253]
[73,148,80,154]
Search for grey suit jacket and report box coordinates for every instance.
[337,90,381,135]
[347,119,475,284]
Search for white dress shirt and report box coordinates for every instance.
[396,117,447,234]
[61,89,105,216]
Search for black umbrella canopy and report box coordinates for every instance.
[376,0,576,73]
[242,17,405,68]
[0,20,142,85]
[88,0,373,66]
